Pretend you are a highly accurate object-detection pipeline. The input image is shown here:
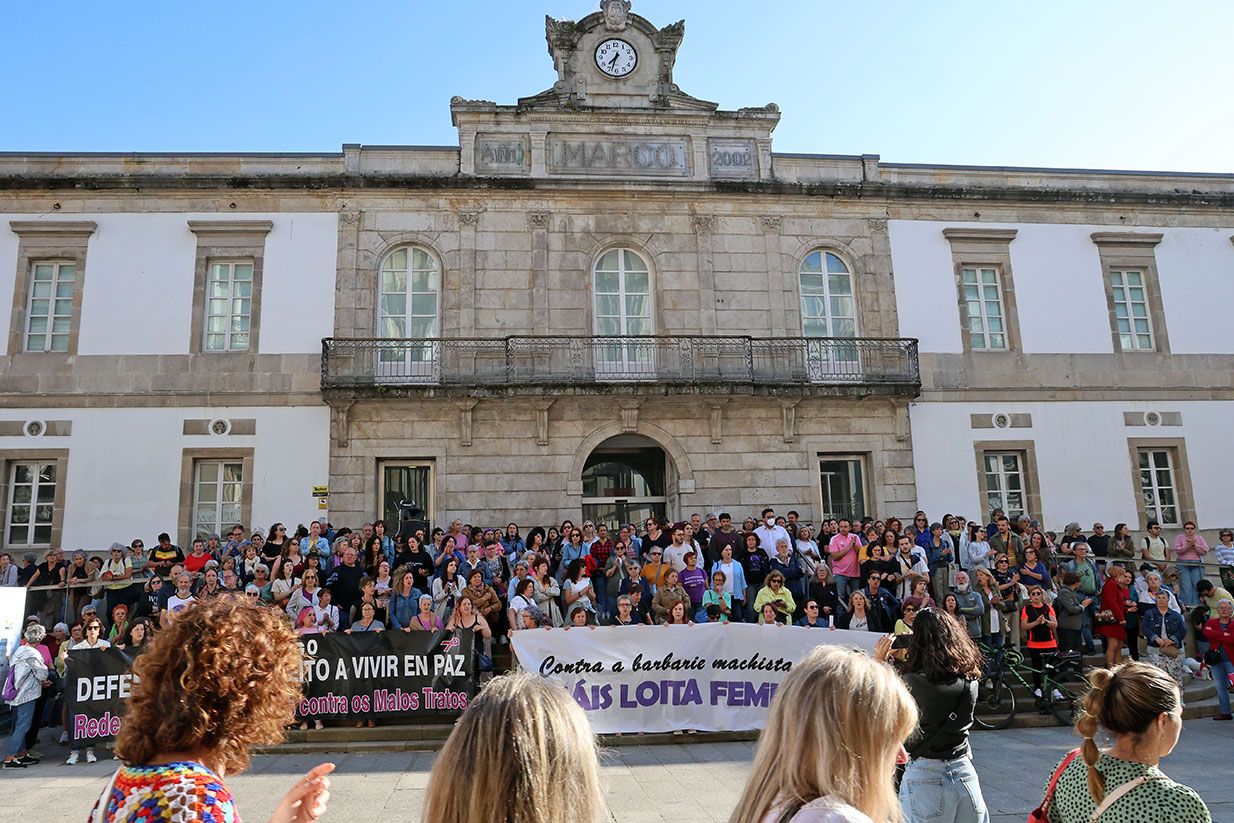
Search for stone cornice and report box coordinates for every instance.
[8,220,97,236]
[941,228,1019,243]
[3,175,1234,210]
[1090,231,1164,247]
[187,219,274,237]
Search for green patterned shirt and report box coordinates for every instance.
[1045,752,1209,822]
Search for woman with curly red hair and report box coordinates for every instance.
[92,596,334,823]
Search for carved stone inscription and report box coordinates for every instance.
[708,138,758,179]
[475,136,530,173]
[547,135,690,176]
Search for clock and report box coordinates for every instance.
[595,39,637,77]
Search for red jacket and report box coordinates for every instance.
[1202,617,1234,664]
[1100,578,1128,622]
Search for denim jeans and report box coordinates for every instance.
[5,699,36,758]
[835,574,860,614]
[1178,562,1204,608]
[900,756,990,823]
[1212,659,1234,715]
[1081,599,1097,652]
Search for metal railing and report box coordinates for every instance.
[321,335,920,389]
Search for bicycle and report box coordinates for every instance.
[973,642,1088,729]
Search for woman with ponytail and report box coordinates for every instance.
[1035,662,1210,822]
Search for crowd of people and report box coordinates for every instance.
[34,594,1211,823]
[4,505,1234,777]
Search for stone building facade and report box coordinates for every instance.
[1,0,1232,550]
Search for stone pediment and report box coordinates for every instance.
[519,1,715,112]
[450,2,779,183]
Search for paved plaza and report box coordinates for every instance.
[4,720,1229,822]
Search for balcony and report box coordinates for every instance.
[320,335,920,398]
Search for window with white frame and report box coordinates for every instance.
[378,246,440,365]
[593,248,652,374]
[25,262,75,352]
[6,462,56,546]
[961,267,1007,350]
[204,261,254,351]
[1110,269,1154,351]
[799,251,857,338]
[1137,448,1179,526]
[192,460,244,539]
[982,452,1026,520]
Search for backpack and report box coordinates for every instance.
[2,663,19,702]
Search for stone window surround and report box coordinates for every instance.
[177,447,254,548]
[187,220,272,355]
[353,236,447,339]
[972,439,1042,526]
[1126,436,1195,529]
[375,458,437,525]
[1090,232,1170,354]
[7,221,96,357]
[591,244,657,337]
[0,448,69,550]
[942,228,1023,354]
[794,245,860,337]
[815,451,873,522]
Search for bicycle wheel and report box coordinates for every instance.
[973,677,1017,730]
[1049,669,1089,726]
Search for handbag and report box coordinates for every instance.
[1094,610,1118,626]
[1204,648,1224,666]
[1028,748,1078,823]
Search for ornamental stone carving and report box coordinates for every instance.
[601,0,631,30]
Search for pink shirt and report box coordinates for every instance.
[1173,533,1209,561]
[827,533,862,577]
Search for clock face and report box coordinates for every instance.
[595,39,637,77]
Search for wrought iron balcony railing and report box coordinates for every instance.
[321,335,919,392]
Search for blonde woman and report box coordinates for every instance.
[1035,662,1209,822]
[731,645,917,823]
[423,672,604,823]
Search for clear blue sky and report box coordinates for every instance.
[4,1,1233,173]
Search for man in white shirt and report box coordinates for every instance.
[662,526,693,572]
[754,507,791,556]
[161,572,197,628]
[893,536,930,601]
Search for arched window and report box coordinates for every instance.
[379,246,440,340]
[378,246,440,378]
[798,250,856,338]
[593,248,652,375]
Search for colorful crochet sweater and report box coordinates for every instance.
[90,761,238,823]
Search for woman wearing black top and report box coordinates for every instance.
[876,608,989,823]
[806,564,840,621]
[263,523,289,567]
[395,535,435,595]
[861,544,900,592]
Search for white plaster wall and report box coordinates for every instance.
[0,406,329,548]
[0,213,337,355]
[910,400,1234,531]
[1155,227,1234,354]
[890,221,1234,354]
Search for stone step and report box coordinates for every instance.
[1001,678,1214,701]
[281,723,455,746]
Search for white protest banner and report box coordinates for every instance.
[0,587,26,664]
[511,622,880,734]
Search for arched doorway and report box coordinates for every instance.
[581,434,668,531]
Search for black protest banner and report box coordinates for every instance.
[65,648,137,744]
[297,629,475,719]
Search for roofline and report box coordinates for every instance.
[773,151,1234,180]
